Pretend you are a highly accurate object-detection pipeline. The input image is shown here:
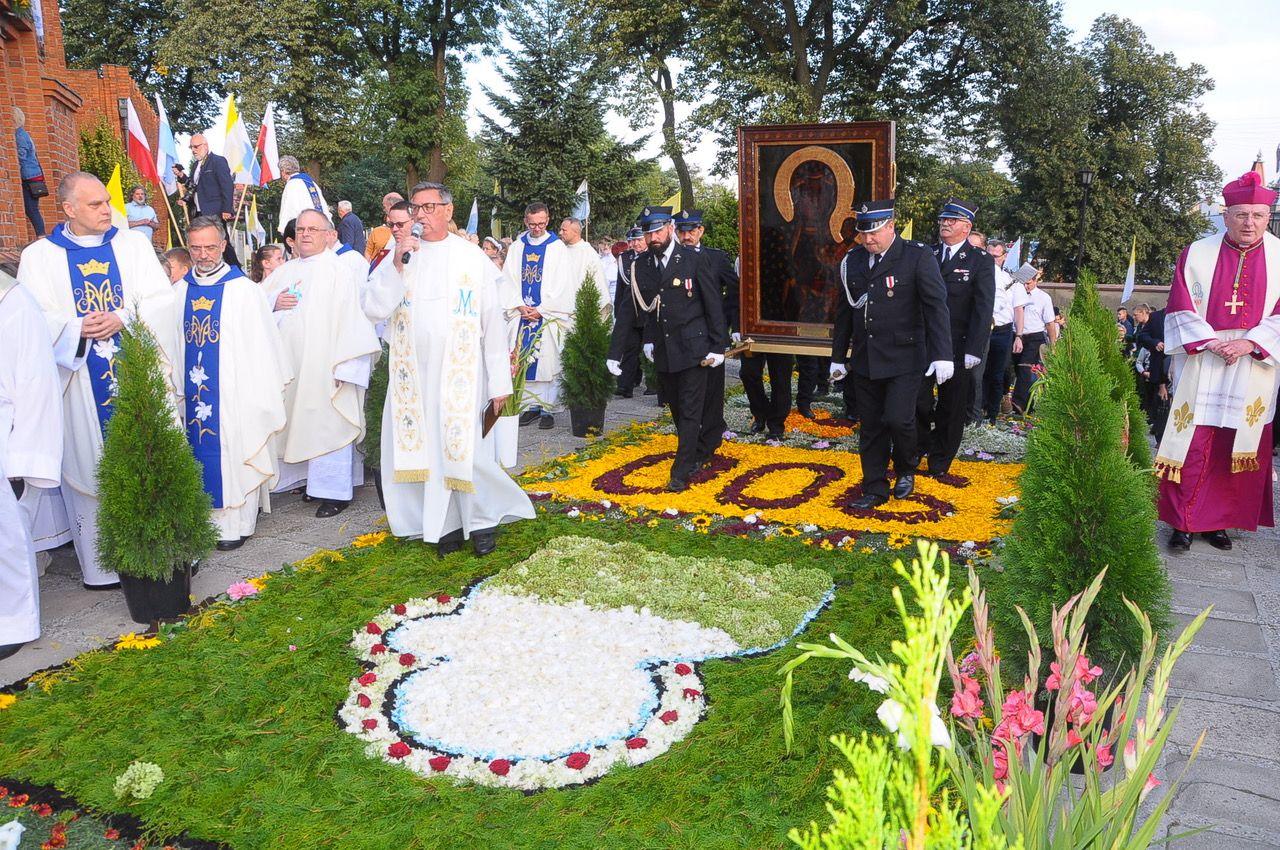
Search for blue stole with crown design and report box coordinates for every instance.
[182,265,244,508]
[292,172,324,212]
[47,224,124,437]
[518,232,558,380]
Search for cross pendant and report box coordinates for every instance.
[1224,295,1244,315]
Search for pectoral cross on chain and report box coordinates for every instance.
[1225,250,1247,315]
[1224,293,1245,315]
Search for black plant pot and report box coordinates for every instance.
[569,407,606,438]
[119,565,192,625]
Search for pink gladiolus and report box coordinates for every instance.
[1045,661,1064,691]
[1140,772,1161,801]
[992,742,1010,781]
[1075,655,1103,684]
[1095,743,1114,768]
[1066,728,1084,748]
[1123,739,1138,771]
[950,675,984,720]
[998,690,1044,738]
[1066,681,1098,726]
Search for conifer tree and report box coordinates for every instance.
[482,0,652,225]
[363,345,390,470]
[1070,269,1153,470]
[97,320,217,580]
[994,321,1169,671]
[559,275,614,411]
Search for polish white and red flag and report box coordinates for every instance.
[125,98,161,185]
[257,102,280,186]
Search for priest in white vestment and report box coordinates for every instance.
[559,216,610,318]
[501,202,575,430]
[0,271,63,658]
[363,181,534,555]
[177,218,291,550]
[17,172,176,589]
[276,155,332,234]
[262,209,380,517]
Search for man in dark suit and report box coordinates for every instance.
[607,226,651,397]
[830,200,952,509]
[1133,303,1168,436]
[915,199,995,476]
[625,206,728,490]
[187,133,238,266]
[675,208,738,456]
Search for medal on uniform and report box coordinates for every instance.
[886,275,895,298]
[672,277,680,287]
[685,278,693,297]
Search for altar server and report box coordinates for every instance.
[17,172,175,588]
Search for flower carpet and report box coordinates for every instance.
[532,432,1021,542]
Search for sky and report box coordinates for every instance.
[461,0,1280,192]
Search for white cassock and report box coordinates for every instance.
[18,224,176,586]
[363,234,535,542]
[277,173,332,234]
[176,264,292,542]
[262,253,380,500]
[501,231,574,411]
[563,238,610,319]
[0,276,63,645]
[18,486,73,552]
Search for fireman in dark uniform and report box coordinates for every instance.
[830,200,952,509]
[607,226,650,397]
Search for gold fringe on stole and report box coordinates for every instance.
[1152,458,1182,483]
[444,477,476,494]
[393,469,430,483]
[1231,453,1260,473]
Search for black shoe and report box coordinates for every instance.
[216,538,245,551]
[643,386,658,396]
[749,418,767,434]
[925,465,948,478]
[518,410,541,426]
[798,404,816,420]
[1168,530,1192,551]
[767,429,785,440]
[893,475,915,499]
[472,531,497,556]
[437,530,464,557]
[1202,530,1232,551]
[538,413,555,430]
[315,499,350,518]
[0,643,25,661]
[83,581,121,591]
[908,454,923,471]
[666,478,688,492]
[848,493,888,509]
[615,388,633,399]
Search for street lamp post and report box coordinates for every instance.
[1076,167,1095,279]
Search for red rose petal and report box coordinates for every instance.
[489,758,511,776]
[428,755,452,772]
[393,603,407,615]
[437,594,453,604]
[388,742,411,759]
[362,718,378,730]
[358,672,377,686]
[366,622,383,635]
[682,688,702,699]
[356,693,372,708]
[399,653,416,667]
[674,663,692,675]
[370,643,387,655]
[565,752,590,770]
[626,737,647,749]
[660,710,678,724]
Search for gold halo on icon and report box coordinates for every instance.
[773,146,856,242]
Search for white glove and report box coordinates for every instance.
[829,362,848,381]
[704,352,725,368]
[964,354,982,370]
[643,343,654,362]
[606,359,622,377]
[730,332,742,345]
[926,360,955,384]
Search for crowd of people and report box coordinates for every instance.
[2,155,1277,664]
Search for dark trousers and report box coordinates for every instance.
[740,352,794,432]
[664,365,709,483]
[852,370,921,499]
[982,325,1015,421]
[616,324,644,393]
[915,357,970,475]
[796,355,830,407]
[1012,331,1048,413]
[700,364,727,460]
[21,187,46,237]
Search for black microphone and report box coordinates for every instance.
[402,223,423,265]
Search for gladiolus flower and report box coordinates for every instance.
[950,675,984,720]
[1066,728,1084,748]
[1140,772,1161,801]
[848,666,890,694]
[1096,743,1114,769]
[1123,739,1138,772]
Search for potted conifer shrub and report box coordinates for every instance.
[559,274,614,437]
[992,320,1170,678]
[97,319,217,624]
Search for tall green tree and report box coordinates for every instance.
[482,1,653,228]
[61,0,220,130]
[997,15,1220,282]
